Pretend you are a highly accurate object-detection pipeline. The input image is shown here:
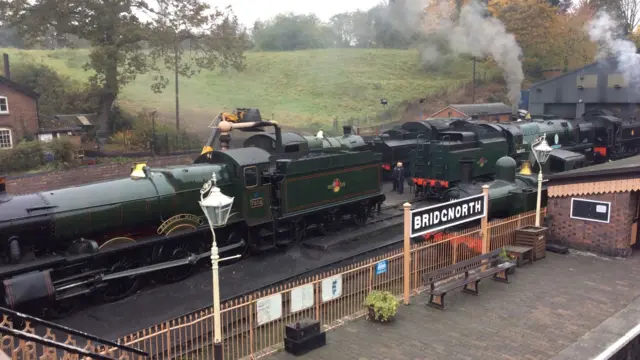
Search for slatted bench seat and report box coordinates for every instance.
[421,248,516,310]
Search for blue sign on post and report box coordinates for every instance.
[376,260,388,275]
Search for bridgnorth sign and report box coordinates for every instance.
[410,193,486,237]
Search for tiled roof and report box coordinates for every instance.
[0,76,39,99]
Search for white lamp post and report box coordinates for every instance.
[531,133,553,227]
[199,173,240,360]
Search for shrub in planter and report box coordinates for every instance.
[364,290,399,323]
[499,247,517,274]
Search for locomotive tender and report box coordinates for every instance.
[0,120,385,317]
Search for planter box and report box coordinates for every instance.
[367,306,395,323]
[515,226,548,261]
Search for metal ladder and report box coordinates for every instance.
[413,134,426,177]
[433,135,449,179]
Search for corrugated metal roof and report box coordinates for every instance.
[529,55,640,89]
[39,114,95,131]
[449,103,513,116]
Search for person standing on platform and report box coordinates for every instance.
[392,162,399,191]
[396,162,404,194]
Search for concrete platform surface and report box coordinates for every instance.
[266,251,640,360]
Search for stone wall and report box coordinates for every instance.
[547,192,636,257]
[5,153,199,195]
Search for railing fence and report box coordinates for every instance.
[1,209,544,360]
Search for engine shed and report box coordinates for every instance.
[528,55,640,120]
[545,154,640,257]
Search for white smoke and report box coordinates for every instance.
[586,11,640,85]
[394,0,525,108]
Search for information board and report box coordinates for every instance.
[290,284,314,313]
[256,293,282,326]
[376,260,388,275]
[570,198,611,223]
[321,275,343,303]
[410,194,486,237]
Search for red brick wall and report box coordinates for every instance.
[431,107,466,119]
[547,192,635,257]
[5,154,199,195]
[0,83,38,143]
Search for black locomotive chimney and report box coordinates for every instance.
[274,124,283,154]
[3,53,9,79]
[343,125,352,136]
[459,159,473,183]
[511,103,518,121]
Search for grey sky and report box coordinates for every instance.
[206,0,382,27]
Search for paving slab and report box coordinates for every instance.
[266,251,640,360]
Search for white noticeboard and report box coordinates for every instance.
[256,293,282,326]
[321,275,343,303]
[290,284,314,313]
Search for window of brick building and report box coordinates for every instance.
[0,97,8,114]
[0,128,12,149]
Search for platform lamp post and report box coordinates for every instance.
[199,173,241,360]
[531,134,553,227]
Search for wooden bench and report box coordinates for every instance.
[421,248,516,310]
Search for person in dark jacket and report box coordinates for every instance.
[392,163,399,191]
[396,162,404,194]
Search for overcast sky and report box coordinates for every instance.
[206,0,382,27]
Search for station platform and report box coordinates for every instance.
[266,251,640,360]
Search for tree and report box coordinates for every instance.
[490,0,566,76]
[143,0,247,131]
[330,12,356,47]
[11,62,97,115]
[252,13,334,51]
[588,0,640,34]
[0,0,149,135]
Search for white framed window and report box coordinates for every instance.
[0,96,8,114]
[0,128,12,149]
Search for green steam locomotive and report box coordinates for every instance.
[0,120,385,317]
[409,110,640,199]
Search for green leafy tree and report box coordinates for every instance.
[0,0,149,135]
[142,0,248,131]
[11,62,98,115]
[252,13,335,51]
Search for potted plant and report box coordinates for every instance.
[499,247,518,274]
[364,290,399,323]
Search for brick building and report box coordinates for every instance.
[0,70,40,149]
[546,155,640,257]
[429,103,514,123]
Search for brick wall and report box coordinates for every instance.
[547,192,636,257]
[0,83,39,144]
[5,153,199,195]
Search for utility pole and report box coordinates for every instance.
[471,57,476,104]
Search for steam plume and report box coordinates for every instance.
[586,11,640,85]
[393,0,525,106]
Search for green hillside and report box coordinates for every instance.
[0,48,497,129]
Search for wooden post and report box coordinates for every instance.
[481,185,490,254]
[403,202,412,305]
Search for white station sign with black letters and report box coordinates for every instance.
[410,193,486,237]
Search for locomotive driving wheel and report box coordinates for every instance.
[317,211,341,235]
[353,206,370,227]
[97,237,141,303]
[152,242,202,284]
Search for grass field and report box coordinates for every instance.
[0,48,498,129]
